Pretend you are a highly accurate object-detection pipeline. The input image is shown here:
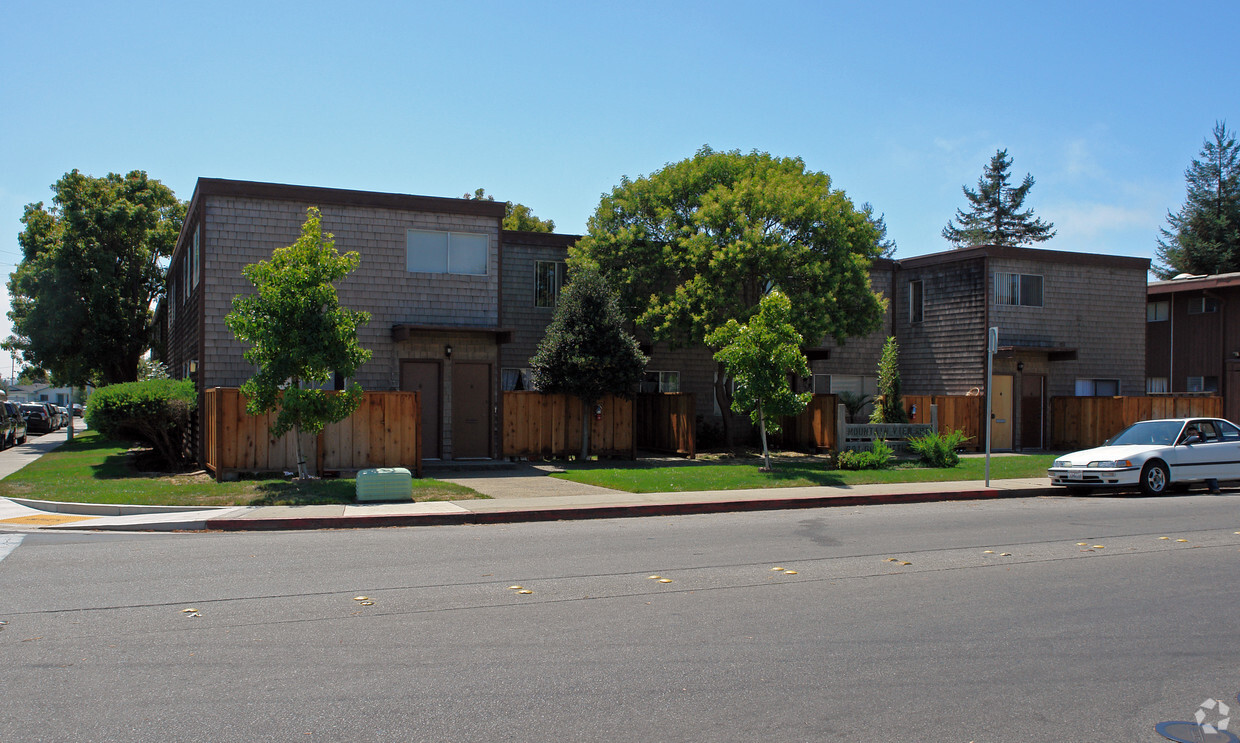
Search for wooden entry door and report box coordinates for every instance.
[401,361,441,459]
[990,374,1013,450]
[452,362,491,458]
[1020,374,1045,450]
[1228,364,1240,423]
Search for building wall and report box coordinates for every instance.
[199,195,502,391]
[893,255,989,395]
[498,232,579,380]
[813,263,894,380]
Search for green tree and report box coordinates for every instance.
[224,207,373,479]
[8,170,185,386]
[942,149,1055,248]
[572,146,887,444]
[464,188,556,232]
[1153,122,1240,278]
[529,265,648,460]
[706,291,812,471]
[870,336,909,423]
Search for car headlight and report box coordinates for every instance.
[1053,459,1071,468]
[1087,460,1132,468]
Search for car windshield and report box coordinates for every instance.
[1105,420,1185,447]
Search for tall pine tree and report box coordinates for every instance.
[942,150,1055,248]
[1153,122,1240,279]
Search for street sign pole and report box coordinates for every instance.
[985,327,997,486]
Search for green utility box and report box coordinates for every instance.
[355,467,414,502]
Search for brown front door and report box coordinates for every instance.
[401,361,441,459]
[1020,374,1045,450]
[452,362,491,458]
[1228,364,1240,423]
[990,374,1013,450]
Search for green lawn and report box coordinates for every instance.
[0,430,482,507]
[551,454,1058,493]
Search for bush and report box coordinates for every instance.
[836,438,894,470]
[907,429,971,468]
[84,379,197,468]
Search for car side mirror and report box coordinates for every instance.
[1183,433,1203,445]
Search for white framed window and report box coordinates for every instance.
[1147,301,1169,322]
[1075,378,1120,396]
[502,367,534,391]
[641,371,680,394]
[1187,297,1220,314]
[909,279,924,323]
[1146,377,1169,394]
[1186,376,1219,393]
[407,229,489,275]
[534,261,566,308]
[995,272,1043,307]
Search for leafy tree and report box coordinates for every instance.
[942,149,1055,248]
[572,146,887,444]
[870,336,909,423]
[8,170,185,386]
[863,203,897,258]
[1153,122,1240,278]
[529,265,648,460]
[464,188,556,232]
[706,290,812,471]
[17,367,48,385]
[84,379,196,468]
[224,207,373,479]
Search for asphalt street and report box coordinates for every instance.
[2,493,1238,742]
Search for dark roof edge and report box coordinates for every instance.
[895,244,1150,271]
[501,230,583,247]
[1148,273,1240,295]
[192,178,507,218]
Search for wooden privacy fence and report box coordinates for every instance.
[782,394,838,452]
[1050,395,1223,450]
[906,395,983,451]
[635,393,695,457]
[203,388,422,481]
[502,392,636,458]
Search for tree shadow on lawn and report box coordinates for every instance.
[247,479,355,506]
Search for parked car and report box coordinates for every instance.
[4,402,27,447]
[21,403,54,434]
[56,406,70,428]
[1048,418,1240,496]
[44,403,64,430]
[73,403,84,417]
[0,403,15,449]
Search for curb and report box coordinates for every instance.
[6,497,231,517]
[203,486,1015,532]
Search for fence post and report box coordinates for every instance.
[836,404,847,453]
[931,404,938,434]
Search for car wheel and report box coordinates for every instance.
[1140,460,1170,496]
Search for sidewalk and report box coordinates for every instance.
[0,451,1061,531]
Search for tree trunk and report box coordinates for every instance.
[294,423,311,480]
[758,406,771,471]
[713,361,736,451]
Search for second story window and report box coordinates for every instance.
[1186,296,1219,314]
[535,261,566,308]
[995,272,1043,307]
[909,279,924,323]
[1147,300,1169,322]
[407,229,488,275]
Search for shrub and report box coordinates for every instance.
[836,438,894,470]
[84,379,197,468]
[907,429,971,468]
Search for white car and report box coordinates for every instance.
[1048,417,1240,495]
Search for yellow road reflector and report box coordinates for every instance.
[771,567,785,571]
[1000,553,1012,556]
[1076,542,1088,546]
[783,570,798,575]
[1176,539,1188,542]
[353,596,369,601]
[983,550,994,554]
[647,575,662,580]
[900,561,912,566]
[658,578,673,583]
[885,558,900,562]
[181,608,198,613]
[516,589,533,595]
[0,514,99,526]
[1092,545,1105,549]
[1158,537,1170,540]
[506,586,523,590]
[359,600,375,606]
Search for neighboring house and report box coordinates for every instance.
[890,246,1150,449]
[163,177,1149,461]
[6,384,81,407]
[1146,271,1240,421]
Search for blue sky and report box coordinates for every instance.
[1,1,1237,362]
